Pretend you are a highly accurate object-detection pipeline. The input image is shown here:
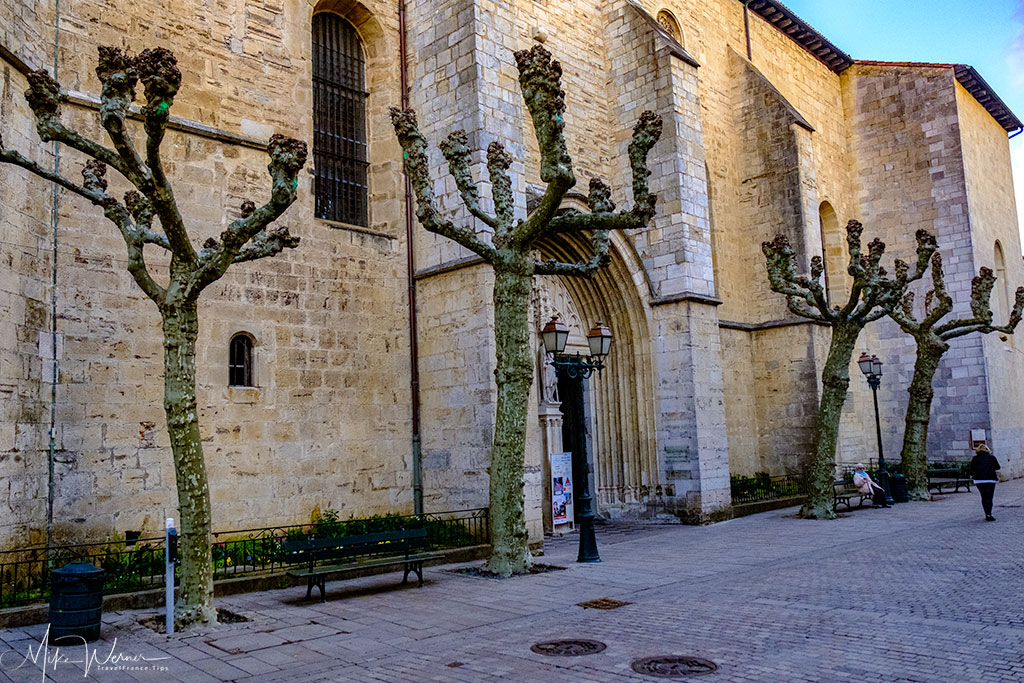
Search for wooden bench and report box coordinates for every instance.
[927,468,972,494]
[283,528,437,601]
[833,480,873,511]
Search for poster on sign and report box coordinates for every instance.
[551,452,574,527]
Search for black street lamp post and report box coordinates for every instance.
[858,352,893,506]
[541,317,612,563]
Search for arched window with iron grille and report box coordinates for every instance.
[229,334,254,387]
[312,13,369,226]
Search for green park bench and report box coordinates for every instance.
[927,467,972,494]
[283,528,438,601]
[833,480,873,511]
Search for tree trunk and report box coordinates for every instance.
[802,321,861,519]
[900,337,946,501]
[485,262,534,576]
[161,301,216,627]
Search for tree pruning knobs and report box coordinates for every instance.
[267,134,309,174]
[631,110,663,149]
[95,46,138,86]
[82,159,109,192]
[24,69,63,118]
[136,47,182,105]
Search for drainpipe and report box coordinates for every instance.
[1010,126,1022,139]
[743,0,753,60]
[399,0,423,515]
[47,0,62,562]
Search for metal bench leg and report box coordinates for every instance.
[317,577,326,603]
[416,561,423,587]
[402,563,411,585]
[305,576,314,600]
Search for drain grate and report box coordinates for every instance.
[577,597,632,610]
[631,656,718,678]
[997,504,1021,508]
[531,639,607,656]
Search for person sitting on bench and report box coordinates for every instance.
[853,464,888,508]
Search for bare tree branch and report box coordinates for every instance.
[23,69,130,176]
[991,286,1024,335]
[134,47,195,262]
[439,130,498,230]
[231,227,301,264]
[761,233,834,322]
[0,145,105,204]
[546,112,663,237]
[487,141,514,232]
[124,191,171,249]
[95,47,150,184]
[80,161,166,301]
[187,135,308,296]
[533,227,611,278]
[389,107,499,262]
[509,46,575,247]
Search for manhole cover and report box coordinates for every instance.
[631,656,718,677]
[577,597,632,610]
[531,639,607,656]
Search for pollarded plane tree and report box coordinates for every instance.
[0,47,307,627]
[885,252,1024,500]
[390,45,662,576]
[761,222,937,519]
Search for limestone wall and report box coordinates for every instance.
[844,63,980,467]
[0,0,415,548]
[955,82,1024,476]
[0,63,54,547]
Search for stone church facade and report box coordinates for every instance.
[1,0,1021,547]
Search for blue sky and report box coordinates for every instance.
[780,0,1024,251]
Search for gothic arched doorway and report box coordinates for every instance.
[532,231,657,527]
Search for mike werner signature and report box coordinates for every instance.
[0,625,171,680]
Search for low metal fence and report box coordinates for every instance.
[730,473,803,505]
[0,507,489,609]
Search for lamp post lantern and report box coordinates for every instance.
[541,317,612,562]
[858,351,893,506]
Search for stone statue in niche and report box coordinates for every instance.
[539,347,560,405]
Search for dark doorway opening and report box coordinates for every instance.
[557,369,587,523]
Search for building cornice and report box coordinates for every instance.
[741,0,853,73]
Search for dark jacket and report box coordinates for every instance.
[971,452,1001,482]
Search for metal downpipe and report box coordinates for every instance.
[399,0,423,515]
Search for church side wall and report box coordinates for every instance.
[1,0,415,548]
[844,63,987,467]
[0,61,55,547]
[955,83,1024,477]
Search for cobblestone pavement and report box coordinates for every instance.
[2,480,1022,682]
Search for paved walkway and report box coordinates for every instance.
[2,480,1023,682]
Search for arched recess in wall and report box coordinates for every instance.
[706,162,720,295]
[656,9,684,46]
[994,241,1011,340]
[818,201,845,303]
[309,0,402,234]
[533,231,658,515]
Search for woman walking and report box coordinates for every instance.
[971,443,1000,521]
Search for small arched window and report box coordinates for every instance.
[994,241,1009,320]
[657,9,683,44]
[312,13,369,226]
[818,201,841,303]
[229,334,254,387]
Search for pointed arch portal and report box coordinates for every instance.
[533,233,657,519]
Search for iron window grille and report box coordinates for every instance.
[312,13,369,227]
[229,334,254,387]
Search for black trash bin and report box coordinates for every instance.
[889,474,909,503]
[49,561,105,644]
